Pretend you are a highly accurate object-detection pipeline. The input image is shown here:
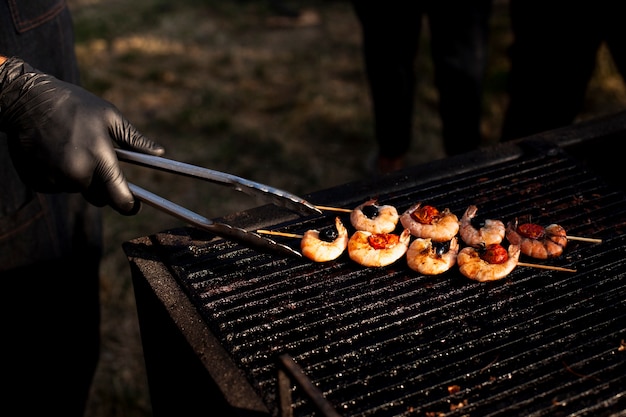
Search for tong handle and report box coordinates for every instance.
[116,149,321,217]
[128,183,302,258]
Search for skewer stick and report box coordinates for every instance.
[260,229,578,273]
[567,235,602,243]
[518,262,577,273]
[257,230,304,239]
[315,205,352,213]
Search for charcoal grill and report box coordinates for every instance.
[125,111,626,417]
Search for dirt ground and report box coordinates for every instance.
[66,1,626,416]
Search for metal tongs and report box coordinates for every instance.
[116,148,322,257]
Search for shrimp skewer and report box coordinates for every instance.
[457,243,521,282]
[300,217,349,262]
[459,205,505,248]
[350,198,399,234]
[400,203,459,242]
[407,237,459,275]
[348,229,411,267]
[506,220,567,259]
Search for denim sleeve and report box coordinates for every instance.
[6,0,66,33]
[0,0,79,82]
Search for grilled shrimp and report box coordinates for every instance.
[459,205,505,248]
[406,236,459,275]
[350,198,399,234]
[348,229,411,267]
[457,243,521,282]
[506,220,567,259]
[301,217,349,262]
[400,203,459,242]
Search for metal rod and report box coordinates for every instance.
[277,354,342,417]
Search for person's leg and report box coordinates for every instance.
[428,0,492,155]
[501,1,602,141]
[351,2,423,172]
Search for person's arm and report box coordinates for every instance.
[0,55,164,214]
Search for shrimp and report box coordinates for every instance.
[400,202,459,242]
[457,243,521,282]
[301,217,349,262]
[348,229,411,267]
[407,236,459,275]
[350,198,399,234]
[506,220,567,259]
[459,205,505,248]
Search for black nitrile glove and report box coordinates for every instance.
[0,57,165,215]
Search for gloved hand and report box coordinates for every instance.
[0,56,165,215]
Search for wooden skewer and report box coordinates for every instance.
[518,262,577,273]
[257,230,304,239]
[567,235,602,243]
[315,205,352,213]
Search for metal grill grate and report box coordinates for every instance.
[135,140,626,416]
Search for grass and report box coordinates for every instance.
[67,1,626,416]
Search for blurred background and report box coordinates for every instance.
[69,0,626,415]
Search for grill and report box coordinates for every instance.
[125,113,626,417]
